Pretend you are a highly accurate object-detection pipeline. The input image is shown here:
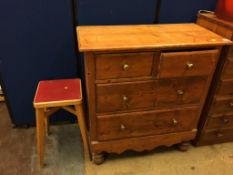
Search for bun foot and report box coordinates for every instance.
[177,142,190,152]
[93,153,105,165]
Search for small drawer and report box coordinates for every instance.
[210,97,233,114]
[222,58,233,79]
[217,79,233,96]
[96,77,207,113]
[201,128,233,144]
[96,107,198,141]
[206,114,233,129]
[95,52,156,80]
[158,50,219,78]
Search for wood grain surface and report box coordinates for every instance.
[77,24,232,52]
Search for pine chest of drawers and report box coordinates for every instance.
[195,13,233,145]
[77,24,231,164]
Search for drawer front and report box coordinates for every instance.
[222,58,233,79]
[206,114,233,129]
[96,107,199,141]
[201,128,233,144]
[217,79,233,96]
[96,77,207,113]
[158,50,219,78]
[210,97,233,114]
[95,52,155,80]
[228,46,233,58]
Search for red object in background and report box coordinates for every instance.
[216,0,233,22]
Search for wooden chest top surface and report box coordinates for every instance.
[77,23,232,52]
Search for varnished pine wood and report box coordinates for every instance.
[195,13,233,145]
[77,24,231,52]
[75,103,92,161]
[197,14,233,39]
[78,23,231,163]
[221,58,233,79]
[228,46,233,57]
[96,107,198,141]
[45,107,60,117]
[34,79,91,167]
[35,103,92,167]
[217,79,233,95]
[198,128,233,145]
[62,106,76,116]
[197,13,233,31]
[158,50,219,78]
[210,96,233,114]
[206,113,233,129]
[44,114,49,136]
[36,108,46,168]
[95,52,156,80]
[92,130,197,154]
[96,77,207,113]
[84,53,97,140]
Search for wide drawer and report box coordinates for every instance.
[96,107,199,141]
[210,96,233,114]
[206,113,233,129]
[158,50,219,78]
[200,128,233,145]
[217,79,233,96]
[95,52,156,80]
[222,58,233,79]
[96,77,207,113]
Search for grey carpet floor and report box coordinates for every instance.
[0,103,85,175]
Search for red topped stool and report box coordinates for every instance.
[33,78,91,167]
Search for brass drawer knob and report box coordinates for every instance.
[120,124,126,131]
[230,102,233,107]
[217,132,223,138]
[123,64,129,71]
[222,118,230,124]
[122,95,128,101]
[172,119,178,126]
[177,90,185,95]
[186,62,194,69]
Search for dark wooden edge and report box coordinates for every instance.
[84,53,97,140]
[185,48,222,135]
[194,46,230,146]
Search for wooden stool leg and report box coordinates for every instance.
[36,108,46,168]
[75,103,92,161]
[44,107,60,135]
[44,115,49,136]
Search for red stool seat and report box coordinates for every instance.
[34,78,82,108]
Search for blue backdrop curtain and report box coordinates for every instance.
[0,0,217,125]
